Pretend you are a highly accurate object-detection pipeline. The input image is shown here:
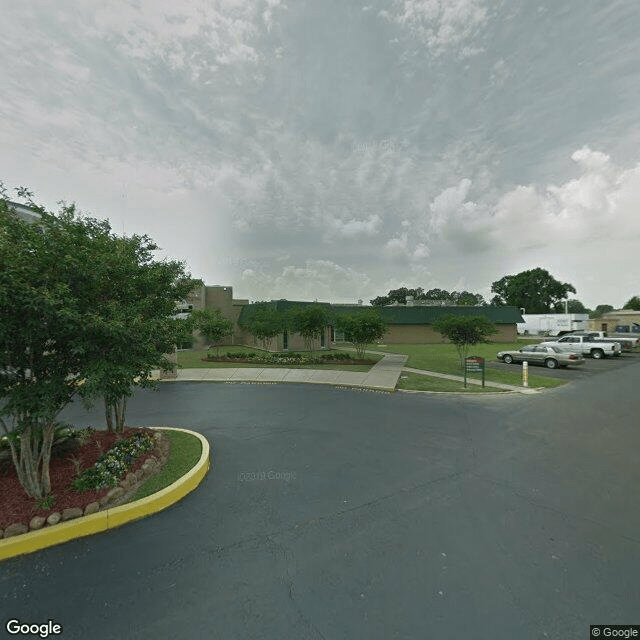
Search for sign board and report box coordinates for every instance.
[464,355,485,388]
[465,356,484,372]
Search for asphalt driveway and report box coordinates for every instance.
[488,349,640,379]
[2,361,640,639]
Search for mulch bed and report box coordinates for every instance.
[0,427,157,530]
[202,357,377,365]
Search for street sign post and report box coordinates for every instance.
[464,355,485,388]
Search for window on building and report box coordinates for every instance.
[615,325,630,333]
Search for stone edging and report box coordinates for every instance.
[0,427,210,561]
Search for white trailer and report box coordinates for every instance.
[517,314,589,336]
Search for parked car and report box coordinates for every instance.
[564,331,639,351]
[539,334,622,358]
[497,344,585,369]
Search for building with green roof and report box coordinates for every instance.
[187,285,524,351]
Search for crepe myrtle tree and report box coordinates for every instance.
[0,186,201,498]
[335,309,387,359]
[288,304,331,351]
[239,302,285,350]
[190,308,233,356]
[70,225,201,434]
[431,314,497,372]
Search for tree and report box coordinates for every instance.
[239,302,285,350]
[431,315,498,371]
[591,304,614,318]
[190,308,233,355]
[71,226,200,434]
[589,304,614,318]
[371,287,485,306]
[1,200,81,498]
[288,304,331,351]
[555,299,588,314]
[423,288,451,301]
[1,189,200,497]
[370,287,425,306]
[623,296,640,311]
[450,291,485,306]
[335,310,387,359]
[490,268,576,313]
[174,317,195,349]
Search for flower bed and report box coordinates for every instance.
[203,351,376,365]
[0,427,160,531]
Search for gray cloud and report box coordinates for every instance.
[2,0,640,308]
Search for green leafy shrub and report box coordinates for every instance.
[33,494,56,512]
[1,423,95,462]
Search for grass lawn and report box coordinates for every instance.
[369,342,566,389]
[177,347,382,372]
[129,429,203,502]
[397,372,507,393]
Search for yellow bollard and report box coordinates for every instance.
[522,360,529,387]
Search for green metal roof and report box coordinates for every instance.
[237,300,332,324]
[238,302,523,325]
[373,305,524,325]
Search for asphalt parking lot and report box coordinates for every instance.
[488,349,640,379]
[3,358,640,639]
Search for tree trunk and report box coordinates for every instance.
[7,421,47,499]
[104,397,114,432]
[105,396,128,435]
[39,422,55,496]
[115,396,127,434]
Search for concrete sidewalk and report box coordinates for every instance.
[347,347,539,394]
[401,366,539,393]
[152,352,408,392]
[153,349,538,394]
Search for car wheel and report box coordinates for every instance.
[591,349,604,359]
[503,354,514,364]
[545,358,558,369]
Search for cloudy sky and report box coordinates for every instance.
[2,1,639,309]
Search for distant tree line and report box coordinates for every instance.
[370,269,639,317]
[370,287,485,307]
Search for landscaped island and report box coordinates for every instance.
[0,427,202,540]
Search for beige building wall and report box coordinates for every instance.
[588,310,640,333]
[382,324,516,344]
[239,327,332,352]
[184,285,519,351]
[184,285,247,350]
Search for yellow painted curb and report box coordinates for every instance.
[0,427,210,562]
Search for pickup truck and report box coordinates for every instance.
[539,334,622,358]
[566,331,639,351]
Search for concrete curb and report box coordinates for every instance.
[0,427,210,562]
